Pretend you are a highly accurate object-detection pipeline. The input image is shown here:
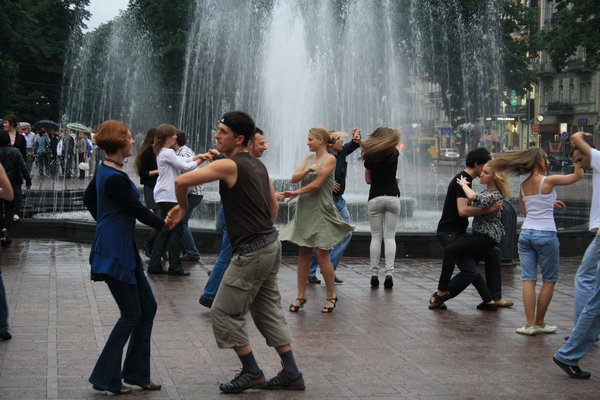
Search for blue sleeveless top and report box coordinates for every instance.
[89,164,145,284]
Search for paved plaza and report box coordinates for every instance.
[0,239,598,399]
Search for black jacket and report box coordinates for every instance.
[0,147,32,187]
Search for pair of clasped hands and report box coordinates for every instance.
[163,148,221,230]
[275,128,362,202]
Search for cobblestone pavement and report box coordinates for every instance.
[0,239,598,399]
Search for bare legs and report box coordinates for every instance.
[292,246,336,311]
[522,280,556,326]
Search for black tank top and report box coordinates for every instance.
[219,152,276,253]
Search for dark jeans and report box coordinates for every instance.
[0,266,8,332]
[0,198,15,231]
[89,269,157,392]
[13,184,22,217]
[149,202,184,272]
[202,207,232,300]
[437,232,494,303]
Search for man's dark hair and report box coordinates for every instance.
[465,147,491,168]
[220,111,255,146]
[176,130,187,147]
[569,133,593,157]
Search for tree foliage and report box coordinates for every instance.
[541,0,600,71]
[128,0,194,111]
[0,0,90,123]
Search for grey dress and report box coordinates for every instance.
[279,154,353,249]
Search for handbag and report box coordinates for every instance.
[78,162,90,171]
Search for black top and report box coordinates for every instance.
[334,140,360,196]
[219,152,276,253]
[138,147,158,187]
[84,171,164,229]
[436,170,472,233]
[364,149,400,201]
[0,130,27,160]
[0,147,31,187]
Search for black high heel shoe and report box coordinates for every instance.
[321,297,338,313]
[289,298,306,312]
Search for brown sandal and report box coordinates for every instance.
[289,298,307,312]
[321,297,338,313]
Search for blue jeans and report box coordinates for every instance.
[555,235,600,366]
[309,195,352,276]
[518,229,560,282]
[89,269,157,392]
[574,237,598,323]
[181,194,203,257]
[201,207,232,300]
[0,265,8,332]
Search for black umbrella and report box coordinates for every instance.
[33,120,59,132]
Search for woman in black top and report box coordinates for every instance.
[134,128,160,256]
[362,127,401,289]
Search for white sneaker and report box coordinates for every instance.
[535,323,557,334]
[516,325,537,336]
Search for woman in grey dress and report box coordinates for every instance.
[280,127,353,313]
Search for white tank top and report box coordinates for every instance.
[521,176,557,232]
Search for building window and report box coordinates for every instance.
[569,79,574,102]
[558,82,564,102]
[580,81,591,103]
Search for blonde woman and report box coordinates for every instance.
[361,127,401,289]
[489,148,583,335]
[280,127,353,313]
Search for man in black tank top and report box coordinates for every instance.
[167,112,304,393]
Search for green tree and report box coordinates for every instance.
[0,0,89,122]
[397,0,537,150]
[541,0,600,71]
[129,0,194,116]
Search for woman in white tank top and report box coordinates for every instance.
[489,149,583,336]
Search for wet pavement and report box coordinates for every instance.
[0,239,598,399]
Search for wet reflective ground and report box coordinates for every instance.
[0,239,598,399]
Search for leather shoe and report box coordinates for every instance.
[123,379,162,390]
[147,268,166,274]
[219,369,265,393]
[476,301,498,311]
[553,357,591,379]
[307,275,321,284]
[167,268,190,276]
[259,369,305,390]
[93,384,132,395]
[384,275,393,289]
[199,295,213,308]
[370,276,379,288]
[0,331,12,340]
[181,254,200,262]
[495,298,514,307]
[334,274,343,284]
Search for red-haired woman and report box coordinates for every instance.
[84,120,164,395]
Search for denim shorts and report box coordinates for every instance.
[518,229,559,282]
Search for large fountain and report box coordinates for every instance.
[21,0,592,256]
